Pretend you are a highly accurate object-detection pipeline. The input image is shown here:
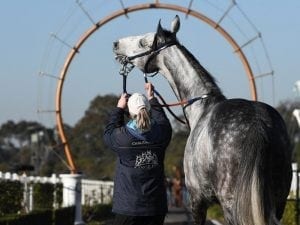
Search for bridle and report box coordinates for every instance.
[117,35,209,125]
[118,37,177,93]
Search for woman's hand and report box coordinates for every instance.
[145,82,154,100]
[117,93,128,109]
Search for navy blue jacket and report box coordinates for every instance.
[103,97,172,216]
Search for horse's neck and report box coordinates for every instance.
[158,45,224,128]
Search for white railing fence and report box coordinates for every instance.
[81,179,113,206]
[289,163,300,201]
[0,171,114,213]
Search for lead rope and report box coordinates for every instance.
[143,73,187,124]
[119,68,208,125]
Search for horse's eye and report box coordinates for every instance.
[139,39,147,48]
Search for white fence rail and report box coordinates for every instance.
[289,163,300,199]
[82,179,113,205]
[0,171,114,212]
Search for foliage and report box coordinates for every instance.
[0,120,58,175]
[206,203,224,224]
[0,214,21,225]
[12,210,53,225]
[281,200,297,225]
[86,222,107,225]
[33,183,54,210]
[0,204,114,225]
[0,180,23,215]
[54,206,75,225]
[165,130,188,177]
[32,182,63,210]
[0,207,75,225]
[203,200,299,225]
[82,204,113,223]
[69,95,118,179]
[55,183,63,208]
[0,212,52,225]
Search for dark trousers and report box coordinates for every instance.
[113,213,165,225]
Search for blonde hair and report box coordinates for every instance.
[134,107,151,132]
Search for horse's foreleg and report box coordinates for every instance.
[191,199,208,225]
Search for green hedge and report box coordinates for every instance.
[55,183,63,208]
[0,180,63,215]
[282,200,298,225]
[33,183,54,210]
[0,207,74,225]
[83,204,113,223]
[0,180,23,215]
[0,204,113,225]
[10,210,52,225]
[54,206,75,225]
[32,182,63,210]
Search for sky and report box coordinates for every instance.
[0,0,299,128]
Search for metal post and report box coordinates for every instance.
[29,185,33,211]
[60,174,85,225]
[297,168,299,225]
[100,185,104,204]
[293,109,300,128]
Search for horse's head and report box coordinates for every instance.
[113,15,180,73]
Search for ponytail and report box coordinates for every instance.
[136,108,151,132]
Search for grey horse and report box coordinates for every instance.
[113,15,292,225]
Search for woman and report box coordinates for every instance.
[103,83,172,225]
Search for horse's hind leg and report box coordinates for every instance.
[190,199,208,225]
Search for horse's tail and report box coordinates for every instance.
[233,132,280,225]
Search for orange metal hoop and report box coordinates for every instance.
[55,2,257,173]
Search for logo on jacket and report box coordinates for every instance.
[135,150,158,169]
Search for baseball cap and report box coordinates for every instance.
[127,93,151,115]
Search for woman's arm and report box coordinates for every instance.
[145,83,171,128]
[103,94,127,148]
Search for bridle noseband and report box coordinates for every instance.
[127,41,177,62]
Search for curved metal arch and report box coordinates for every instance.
[56,2,257,173]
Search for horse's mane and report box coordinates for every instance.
[157,27,225,102]
[176,42,226,101]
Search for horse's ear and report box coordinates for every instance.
[154,19,165,47]
[171,15,180,34]
[156,19,164,37]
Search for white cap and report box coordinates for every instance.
[127,93,151,115]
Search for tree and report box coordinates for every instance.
[0,120,56,174]
[69,95,119,179]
